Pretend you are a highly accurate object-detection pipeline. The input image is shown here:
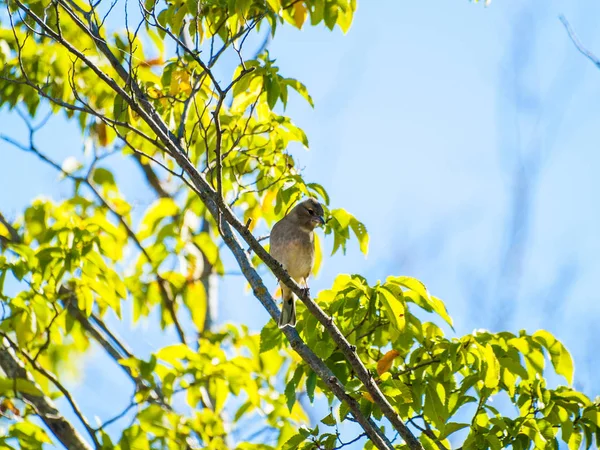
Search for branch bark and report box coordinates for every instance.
[0,338,94,450]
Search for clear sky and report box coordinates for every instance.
[1,0,599,448]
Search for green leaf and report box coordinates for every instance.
[420,432,439,450]
[424,383,447,430]
[155,344,197,364]
[349,217,369,256]
[306,370,317,404]
[533,330,574,384]
[92,167,116,189]
[266,75,280,110]
[259,320,283,353]
[183,281,207,332]
[282,434,306,450]
[306,182,329,205]
[320,412,336,426]
[283,78,314,107]
[339,401,351,422]
[440,422,469,440]
[582,409,600,427]
[378,287,405,332]
[284,379,296,412]
[138,198,179,241]
[0,378,43,396]
[484,344,500,389]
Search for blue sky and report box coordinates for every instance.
[1,0,600,447]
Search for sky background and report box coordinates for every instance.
[1,0,600,448]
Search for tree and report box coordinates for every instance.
[0,0,598,449]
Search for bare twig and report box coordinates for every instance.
[559,15,600,69]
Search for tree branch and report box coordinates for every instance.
[559,15,600,69]
[0,212,20,243]
[0,338,94,450]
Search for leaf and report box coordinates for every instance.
[306,370,317,403]
[138,198,178,241]
[292,2,307,28]
[387,275,430,300]
[388,276,453,327]
[0,378,43,396]
[155,344,196,364]
[320,412,336,426]
[484,344,500,389]
[92,167,116,189]
[440,422,469,440]
[266,75,280,110]
[377,349,400,376]
[183,281,207,333]
[285,379,296,412]
[282,434,306,450]
[424,383,447,430]
[113,94,129,122]
[284,78,314,107]
[347,218,368,257]
[311,232,322,277]
[582,409,600,427]
[378,287,406,332]
[362,391,374,403]
[568,431,582,450]
[0,399,20,416]
[259,320,283,353]
[420,432,439,450]
[533,330,574,385]
[339,401,351,421]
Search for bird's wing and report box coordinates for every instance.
[269,219,289,264]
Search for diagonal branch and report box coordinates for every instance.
[0,338,94,450]
[559,15,600,69]
[0,212,20,243]
[0,333,100,448]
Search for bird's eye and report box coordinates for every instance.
[307,209,314,215]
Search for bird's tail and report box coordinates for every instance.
[278,294,296,328]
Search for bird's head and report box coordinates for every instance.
[290,198,325,230]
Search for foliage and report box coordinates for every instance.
[0,0,598,449]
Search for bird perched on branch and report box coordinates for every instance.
[269,198,325,328]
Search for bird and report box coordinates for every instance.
[269,198,325,328]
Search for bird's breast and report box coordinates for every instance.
[271,236,314,279]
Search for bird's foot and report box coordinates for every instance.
[301,287,311,298]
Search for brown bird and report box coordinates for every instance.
[269,198,325,328]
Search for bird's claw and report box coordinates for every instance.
[301,287,310,298]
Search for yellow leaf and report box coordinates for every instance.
[377,349,400,376]
[292,2,307,29]
[185,281,207,332]
[147,87,162,99]
[312,232,322,277]
[96,122,107,147]
[0,399,20,417]
[362,391,374,403]
[180,81,192,95]
[139,57,163,68]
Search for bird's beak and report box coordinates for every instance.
[312,216,325,226]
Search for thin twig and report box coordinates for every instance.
[559,15,600,69]
[0,332,101,449]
